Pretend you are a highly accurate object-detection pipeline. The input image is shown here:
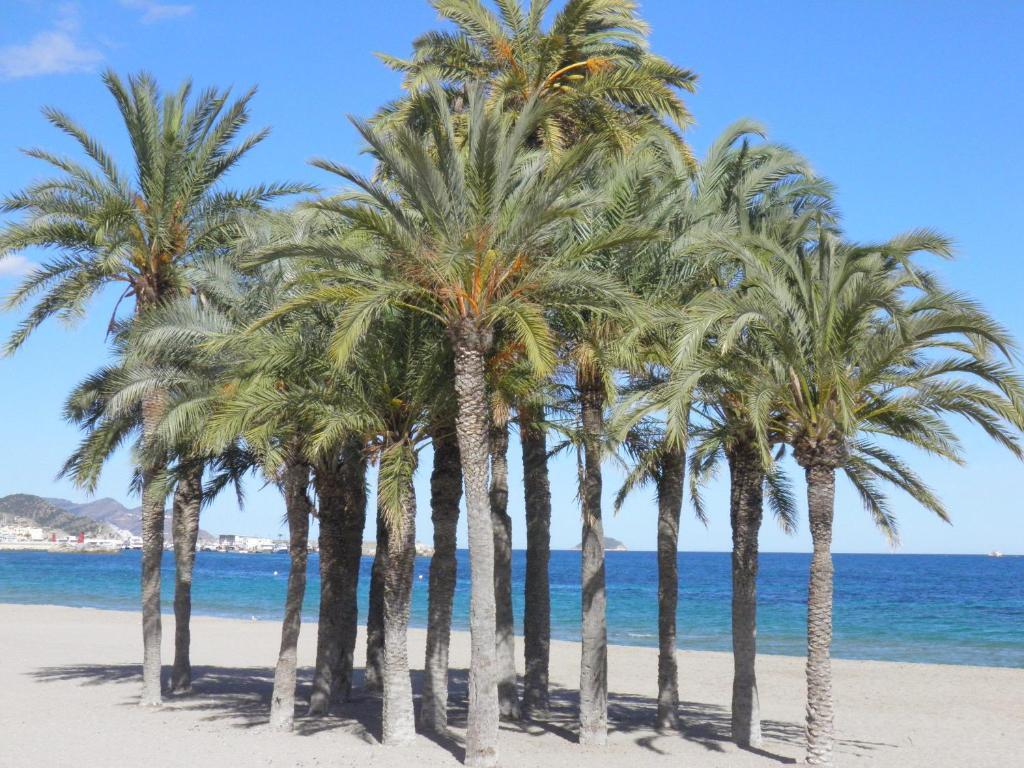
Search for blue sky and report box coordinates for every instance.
[1,0,1021,554]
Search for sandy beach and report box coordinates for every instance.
[0,604,1019,767]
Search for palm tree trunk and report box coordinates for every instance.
[365,508,388,693]
[654,445,684,730]
[578,374,607,746]
[490,421,520,721]
[452,322,499,768]
[381,447,418,746]
[270,458,312,731]
[728,440,764,747]
[519,405,551,718]
[422,424,462,733]
[804,463,836,767]
[337,442,367,702]
[309,462,346,715]
[139,388,167,706]
[170,464,203,695]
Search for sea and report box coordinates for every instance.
[0,550,1020,668]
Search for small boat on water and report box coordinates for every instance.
[988,550,1004,558]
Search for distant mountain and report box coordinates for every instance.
[47,497,143,533]
[573,536,628,552]
[0,494,116,537]
[6,494,215,541]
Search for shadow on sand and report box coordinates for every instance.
[29,663,894,763]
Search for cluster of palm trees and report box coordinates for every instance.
[3,3,1023,768]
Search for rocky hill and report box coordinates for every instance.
[0,495,116,537]
[3,494,215,541]
[573,536,628,551]
[46,497,146,534]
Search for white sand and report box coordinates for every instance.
[0,604,1020,767]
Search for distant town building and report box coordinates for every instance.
[218,534,274,552]
[0,525,45,542]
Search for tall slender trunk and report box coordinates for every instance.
[578,374,607,746]
[654,445,684,730]
[804,463,836,767]
[309,462,346,715]
[139,388,167,706]
[520,405,551,718]
[490,421,520,720]
[451,322,499,768]
[422,424,462,733]
[365,508,388,693]
[728,439,764,747]
[337,442,368,702]
[170,464,203,695]
[270,458,312,731]
[381,445,418,746]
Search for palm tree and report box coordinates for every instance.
[0,70,304,705]
[421,412,463,732]
[204,347,321,733]
[364,507,388,694]
[611,415,688,730]
[696,226,1024,766]
[168,459,203,692]
[380,5,699,733]
[609,123,824,733]
[226,218,378,724]
[121,239,325,731]
[199,299,328,731]
[309,438,368,714]
[339,313,450,745]
[517,397,553,715]
[550,148,666,743]
[245,228,454,740]
[489,415,520,719]
[258,83,639,766]
[58,288,249,698]
[309,437,368,711]
[683,390,797,747]
[487,344,538,721]
[271,452,315,730]
[379,0,696,152]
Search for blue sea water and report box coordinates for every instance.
[1,549,1021,668]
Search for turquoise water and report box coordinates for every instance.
[1,550,1021,667]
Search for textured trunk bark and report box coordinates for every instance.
[337,443,368,702]
[381,447,418,746]
[654,445,684,730]
[365,507,388,693]
[520,405,551,718]
[308,462,346,715]
[728,439,764,747]
[170,464,203,695]
[578,374,607,746]
[139,388,167,706]
[490,421,520,721]
[270,459,312,731]
[804,463,836,767]
[421,425,462,733]
[452,323,499,768]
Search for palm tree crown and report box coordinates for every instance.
[2,69,306,352]
[702,227,1024,530]
[378,0,697,150]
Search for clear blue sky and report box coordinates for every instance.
[1,1,1021,554]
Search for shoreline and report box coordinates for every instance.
[2,603,1021,767]
[2,599,1017,673]
[4,545,1020,556]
